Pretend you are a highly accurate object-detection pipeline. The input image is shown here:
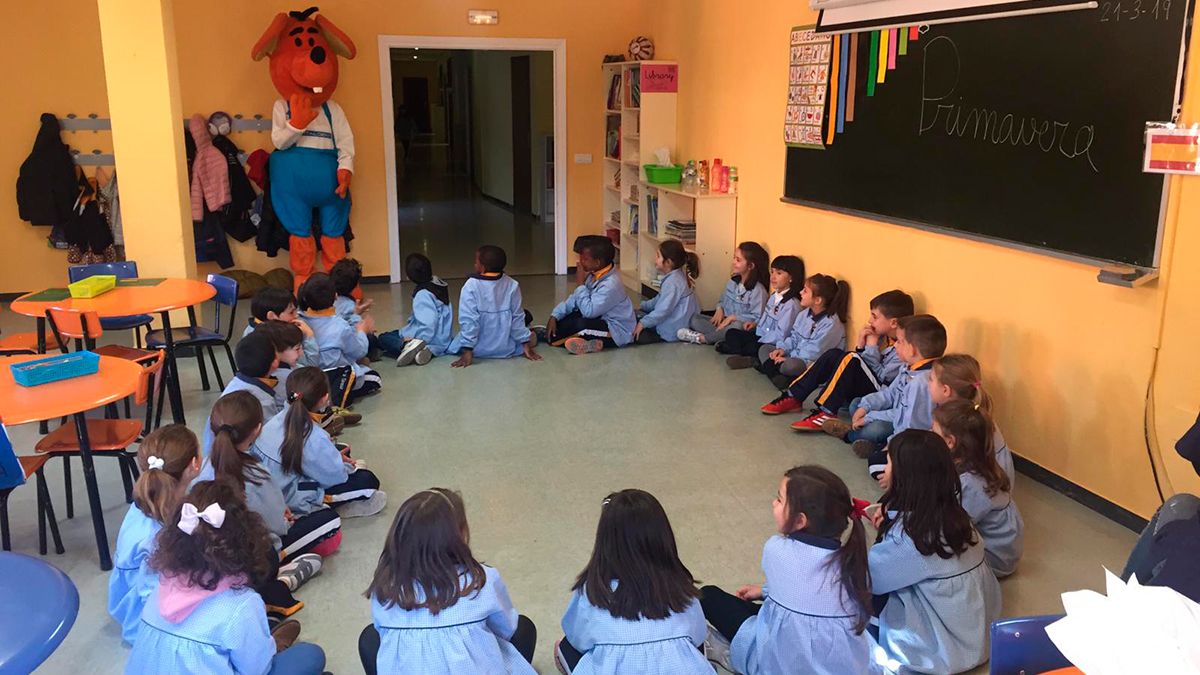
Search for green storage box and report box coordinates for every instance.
[643,164,683,184]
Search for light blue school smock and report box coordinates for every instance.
[108,506,161,644]
[638,268,700,342]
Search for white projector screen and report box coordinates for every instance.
[816,0,1098,33]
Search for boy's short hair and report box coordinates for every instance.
[898,314,947,359]
[405,253,433,284]
[253,320,303,352]
[582,237,616,266]
[573,235,609,254]
[870,290,916,320]
[298,273,337,311]
[234,332,277,378]
[250,287,296,321]
[478,245,507,273]
[329,258,363,297]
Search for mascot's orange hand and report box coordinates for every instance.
[336,169,352,198]
[288,93,318,129]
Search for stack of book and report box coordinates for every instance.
[665,219,696,245]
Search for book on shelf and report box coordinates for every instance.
[605,116,621,159]
[628,205,639,235]
[647,194,659,236]
[606,72,623,110]
[629,67,641,108]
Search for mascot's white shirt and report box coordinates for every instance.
[271,99,355,173]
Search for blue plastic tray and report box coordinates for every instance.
[10,351,100,387]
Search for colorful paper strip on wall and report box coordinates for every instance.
[786,26,832,149]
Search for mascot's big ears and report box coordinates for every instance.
[251,6,357,61]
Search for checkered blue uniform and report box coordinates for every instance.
[560,585,713,675]
[731,534,871,675]
[717,277,767,324]
[638,268,700,342]
[252,408,348,516]
[777,309,847,364]
[448,275,532,358]
[961,471,1024,578]
[108,506,161,644]
[371,565,535,674]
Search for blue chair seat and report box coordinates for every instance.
[145,326,225,348]
[99,314,153,331]
[990,614,1070,675]
[0,552,78,672]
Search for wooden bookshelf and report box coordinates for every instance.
[639,184,737,302]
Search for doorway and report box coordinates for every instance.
[379,37,567,281]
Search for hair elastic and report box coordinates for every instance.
[216,424,238,437]
[146,455,165,471]
[849,498,871,521]
[178,502,226,535]
[287,391,302,403]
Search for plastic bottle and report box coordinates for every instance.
[728,166,738,195]
[712,158,724,192]
[699,160,709,192]
[681,160,698,191]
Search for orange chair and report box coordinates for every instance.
[35,351,165,519]
[44,308,158,365]
[0,307,41,355]
[0,455,65,556]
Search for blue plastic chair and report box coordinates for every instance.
[0,425,64,556]
[68,262,153,347]
[990,614,1071,675]
[0,552,78,672]
[145,274,239,392]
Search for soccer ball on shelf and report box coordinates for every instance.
[628,36,654,61]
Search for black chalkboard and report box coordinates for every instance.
[784,3,1191,267]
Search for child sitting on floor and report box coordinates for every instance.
[678,241,769,345]
[633,239,700,344]
[254,320,361,435]
[555,489,709,674]
[718,255,805,369]
[447,245,542,368]
[547,237,636,355]
[243,286,318,366]
[758,273,849,389]
[379,253,452,366]
[201,332,281,459]
[359,488,537,675]
[300,273,382,405]
[331,257,382,361]
[700,465,871,674]
[109,425,201,645]
[125,480,326,675]
[254,366,386,519]
[932,401,1024,577]
[928,354,1013,487]
[869,430,1001,674]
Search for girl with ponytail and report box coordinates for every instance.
[759,273,849,388]
[633,239,701,344]
[929,353,1014,486]
[254,366,385,519]
[700,465,872,674]
[108,425,201,644]
[717,254,805,369]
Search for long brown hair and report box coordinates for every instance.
[573,489,699,621]
[366,488,486,614]
[659,239,700,286]
[133,425,198,524]
[737,241,770,293]
[208,391,266,488]
[149,479,274,590]
[807,273,851,323]
[280,367,328,475]
[933,354,993,416]
[934,400,1010,497]
[878,430,977,558]
[781,466,871,633]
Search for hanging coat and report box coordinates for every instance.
[248,149,289,257]
[211,134,258,243]
[17,113,77,229]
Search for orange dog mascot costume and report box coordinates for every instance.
[252,6,357,292]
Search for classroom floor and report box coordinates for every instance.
[3,276,1135,675]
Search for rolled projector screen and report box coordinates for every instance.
[815,0,1098,33]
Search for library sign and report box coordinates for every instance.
[641,64,678,93]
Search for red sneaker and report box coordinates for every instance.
[761,394,803,415]
[791,410,835,432]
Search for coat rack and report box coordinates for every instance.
[58,113,265,166]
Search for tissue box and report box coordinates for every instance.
[10,351,100,387]
[69,275,117,298]
[644,164,683,184]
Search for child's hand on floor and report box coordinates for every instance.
[522,343,542,362]
[852,408,868,430]
[736,584,764,601]
[293,318,314,338]
[452,349,474,368]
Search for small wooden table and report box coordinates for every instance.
[10,278,216,425]
[0,354,143,570]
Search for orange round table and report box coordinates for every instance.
[0,354,142,571]
[10,278,215,425]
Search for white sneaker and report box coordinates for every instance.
[335,490,387,518]
[277,553,322,591]
[705,625,734,673]
[414,347,433,366]
[677,328,707,344]
[396,339,427,366]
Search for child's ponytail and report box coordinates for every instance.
[280,367,328,475]
[807,274,850,323]
[684,251,701,286]
[782,466,871,634]
[934,354,993,416]
[208,391,265,488]
[831,279,851,323]
[659,239,701,287]
[934,400,1009,496]
[132,425,199,524]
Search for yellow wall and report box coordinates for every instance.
[651,0,1200,517]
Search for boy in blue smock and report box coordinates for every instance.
[447,245,542,368]
[331,257,383,361]
[378,253,452,366]
[243,286,319,367]
[547,237,636,355]
[299,272,382,406]
[201,332,279,459]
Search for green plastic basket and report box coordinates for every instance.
[643,164,683,184]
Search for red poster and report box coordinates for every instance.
[640,64,678,93]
